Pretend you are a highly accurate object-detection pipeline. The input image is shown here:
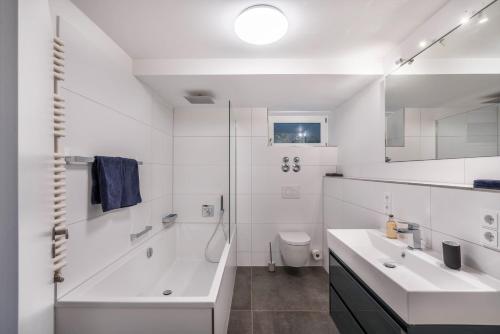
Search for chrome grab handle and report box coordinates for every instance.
[130,225,152,241]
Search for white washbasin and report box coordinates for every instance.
[327,229,500,325]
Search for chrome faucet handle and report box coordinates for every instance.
[405,222,420,230]
[396,221,419,230]
[394,221,422,250]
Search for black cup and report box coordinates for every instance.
[442,241,461,270]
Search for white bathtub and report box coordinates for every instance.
[56,225,236,334]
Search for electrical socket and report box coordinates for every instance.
[480,227,498,248]
[480,209,498,230]
[384,192,392,215]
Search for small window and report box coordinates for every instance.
[268,116,328,146]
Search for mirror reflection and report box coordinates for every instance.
[385,1,500,162]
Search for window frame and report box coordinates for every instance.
[268,115,328,147]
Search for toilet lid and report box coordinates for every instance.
[279,232,311,246]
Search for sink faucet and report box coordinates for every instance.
[395,222,422,250]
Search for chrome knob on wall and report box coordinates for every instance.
[282,156,289,163]
[292,164,301,172]
[281,164,290,172]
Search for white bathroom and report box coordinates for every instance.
[2,0,500,334]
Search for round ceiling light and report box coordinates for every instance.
[234,5,288,45]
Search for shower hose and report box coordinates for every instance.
[204,208,228,263]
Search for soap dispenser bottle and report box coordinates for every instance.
[386,214,398,239]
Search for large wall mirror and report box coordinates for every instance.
[385,0,500,162]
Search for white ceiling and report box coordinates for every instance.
[139,74,379,109]
[70,0,450,108]
[420,0,500,59]
[71,0,448,59]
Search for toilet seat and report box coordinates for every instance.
[279,232,311,246]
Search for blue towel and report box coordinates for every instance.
[473,179,500,190]
[91,156,142,212]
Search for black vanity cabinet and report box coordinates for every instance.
[329,250,500,334]
[329,252,404,334]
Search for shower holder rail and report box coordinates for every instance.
[130,225,152,241]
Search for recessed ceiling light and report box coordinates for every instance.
[419,40,428,48]
[234,5,288,45]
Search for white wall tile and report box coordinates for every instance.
[151,129,172,165]
[341,179,388,213]
[251,108,268,137]
[324,177,344,200]
[252,165,335,195]
[174,194,229,224]
[150,195,173,230]
[231,108,252,137]
[431,230,500,280]
[64,89,151,163]
[252,137,338,166]
[341,201,386,230]
[236,252,252,266]
[465,156,500,185]
[390,183,430,228]
[323,196,344,229]
[174,165,228,195]
[62,202,153,296]
[431,187,500,244]
[152,164,172,199]
[236,195,252,224]
[61,18,152,125]
[174,107,228,137]
[236,137,252,166]
[237,224,251,252]
[252,195,323,224]
[174,137,228,166]
[151,97,173,135]
[59,17,174,298]
[236,164,252,195]
[252,251,283,266]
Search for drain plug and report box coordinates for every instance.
[383,262,397,269]
[163,289,173,296]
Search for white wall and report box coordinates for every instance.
[330,0,500,279]
[18,1,54,334]
[50,0,174,298]
[233,108,338,266]
[173,105,229,260]
[324,177,500,280]
[0,0,18,333]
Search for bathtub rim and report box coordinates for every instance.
[56,227,233,309]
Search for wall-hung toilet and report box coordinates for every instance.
[279,232,311,267]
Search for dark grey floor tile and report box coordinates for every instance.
[231,267,252,310]
[252,267,329,311]
[228,310,252,334]
[253,311,339,334]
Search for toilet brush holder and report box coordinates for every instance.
[268,242,276,272]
